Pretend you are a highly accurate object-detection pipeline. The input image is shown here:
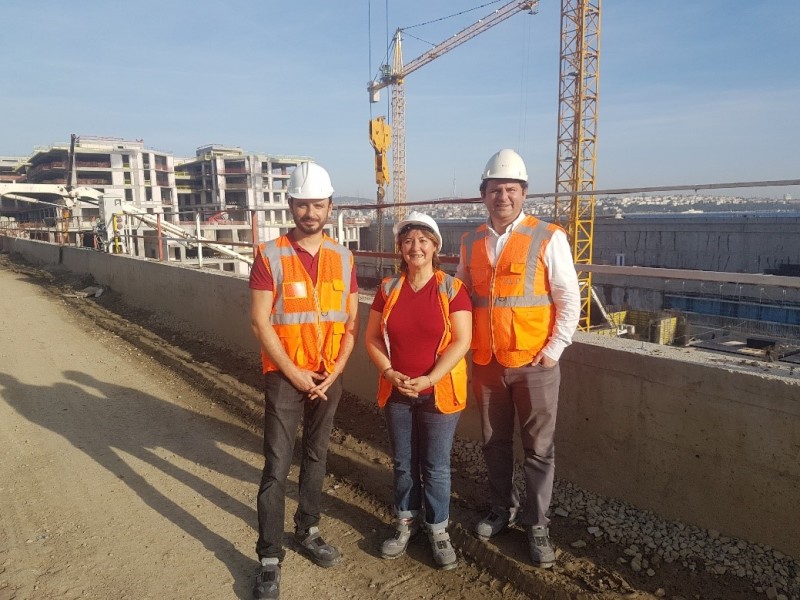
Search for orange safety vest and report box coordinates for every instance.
[375,270,467,414]
[258,235,353,374]
[460,215,560,367]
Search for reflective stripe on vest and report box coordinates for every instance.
[460,226,487,276]
[376,271,467,414]
[263,239,351,323]
[259,235,352,373]
[377,272,459,352]
[463,215,558,367]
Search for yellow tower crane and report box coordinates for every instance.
[368,0,540,224]
[553,0,601,331]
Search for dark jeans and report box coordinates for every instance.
[255,371,342,561]
[384,390,461,527]
[473,359,560,527]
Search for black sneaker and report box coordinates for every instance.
[294,526,342,568]
[253,558,280,600]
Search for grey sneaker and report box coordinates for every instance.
[527,525,555,568]
[380,516,419,559]
[294,526,342,568]
[474,507,517,541]
[253,557,281,599]
[427,528,457,570]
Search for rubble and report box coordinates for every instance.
[549,479,799,599]
[451,436,799,599]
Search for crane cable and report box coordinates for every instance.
[517,11,534,154]
[398,0,508,49]
[388,1,509,51]
[384,0,390,121]
[368,0,373,119]
[403,0,505,30]
[367,0,393,119]
[386,0,535,157]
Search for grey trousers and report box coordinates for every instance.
[472,358,561,527]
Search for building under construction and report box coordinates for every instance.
[0,137,363,268]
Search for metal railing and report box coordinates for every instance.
[2,177,799,347]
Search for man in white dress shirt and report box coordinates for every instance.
[456,149,580,568]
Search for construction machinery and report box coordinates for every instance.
[368,0,540,221]
[370,0,601,329]
[553,0,602,331]
[0,181,254,266]
[1,133,254,265]
[369,116,392,253]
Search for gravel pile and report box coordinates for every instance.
[452,437,799,600]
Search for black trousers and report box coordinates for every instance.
[255,371,342,561]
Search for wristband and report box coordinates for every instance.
[382,366,394,377]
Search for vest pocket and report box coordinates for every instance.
[450,359,468,405]
[277,329,305,365]
[329,321,346,358]
[510,306,544,350]
[283,280,308,299]
[321,279,345,310]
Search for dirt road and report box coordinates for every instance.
[3,253,778,600]
[0,263,532,600]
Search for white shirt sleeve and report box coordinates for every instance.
[540,229,581,361]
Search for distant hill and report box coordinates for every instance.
[335,196,374,206]
[334,195,458,208]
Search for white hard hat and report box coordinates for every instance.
[393,211,442,246]
[481,148,528,182]
[288,162,334,200]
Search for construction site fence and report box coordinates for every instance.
[4,207,800,347]
[0,208,272,251]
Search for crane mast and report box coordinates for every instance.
[390,33,406,222]
[553,0,601,331]
[369,1,539,221]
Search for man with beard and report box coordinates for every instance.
[249,162,359,599]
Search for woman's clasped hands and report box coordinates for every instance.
[386,369,433,398]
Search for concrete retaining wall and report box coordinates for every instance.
[558,335,800,556]
[2,237,62,265]
[591,271,800,312]
[591,215,800,272]
[3,236,799,556]
[59,246,257,354]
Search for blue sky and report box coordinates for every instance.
[2,0,798,200]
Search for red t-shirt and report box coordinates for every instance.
[371,276,471,393]
[249,236,358,292]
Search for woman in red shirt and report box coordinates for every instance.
[365,211,472,570]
